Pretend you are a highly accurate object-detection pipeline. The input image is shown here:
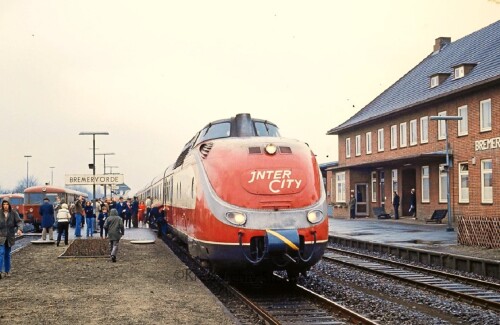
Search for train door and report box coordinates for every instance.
[355,183,368,216]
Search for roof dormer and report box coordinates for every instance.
[429,73,450,88]
[453,63,477,80]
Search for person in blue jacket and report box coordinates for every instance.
[97,206,109,238]
[84,200,95,237]
[39,197,55,240]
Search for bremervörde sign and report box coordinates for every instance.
[65,174,124,185]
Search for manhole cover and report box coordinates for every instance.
[130,240,155,244]
[31,240,55,245]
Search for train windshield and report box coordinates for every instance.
[26,193,60,204]
[197,122,231,144]
[255,122,280,137]
[9,198,23,205]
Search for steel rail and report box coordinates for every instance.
[324,248,500,312]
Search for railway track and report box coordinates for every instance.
[324,247,500,312]
[229,274,377,325]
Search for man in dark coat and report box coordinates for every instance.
[392,191,400,220]
[39,198,55,240]
[131,197,139,228]
[409,188,417,219]
[104,209,124,263]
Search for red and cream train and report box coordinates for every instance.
[136,113,328,278]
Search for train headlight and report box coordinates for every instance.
[265,144,277,155]
[225,212,247,226]
[307,210,324,224]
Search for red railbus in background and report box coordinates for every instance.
[0,193,25,218]
[24,186,88,232]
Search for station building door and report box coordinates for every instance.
[355,183,368,216]
[402,169,416,216]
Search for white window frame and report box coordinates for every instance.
[391,169,398,197]
[430,75,439,88]
[390,125,397,149]
[457,105,468,136]
[458,162,469,203]
[336,172,346,203]
[366,132,372,154]
[409,119,417,146]
[481,159,493,204]
[399,122,407,147]
[355,135,361,156]
[438,111,447,140]
[345,138,351,158]
[454,66,464,79]
[438,163,448,203]
[377,128,384,152]
[480,99,492,132]
[421,166,430,203]
[420,116,429,144]
[371,171,377,203]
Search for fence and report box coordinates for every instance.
[457,216,500,248]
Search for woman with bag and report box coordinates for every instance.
[0,199,23,279]
[56,203,71,246]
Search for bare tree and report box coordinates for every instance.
[12,176,39,193]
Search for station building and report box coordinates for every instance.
[326,21,500,224]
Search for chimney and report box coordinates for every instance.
[433,37,451,52]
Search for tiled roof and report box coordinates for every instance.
[327,20,500,135]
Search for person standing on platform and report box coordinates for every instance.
[131,196,139,228]
[124,198,132,228]
[74,196,84,237]
[39,197,55,241]
[409,188,417,219]
[98,206,109,238]
[145,196,152,226]
[104,208,124,263]
[138,200,145,227]
[392,191,400,220]
[84,200,95,237]
[55,203,71,246]
[116,197,126,221]
[0,199,23,279]
[348,192,356,219]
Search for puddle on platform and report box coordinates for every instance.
[346,232,376,236]
[387,239,444,245]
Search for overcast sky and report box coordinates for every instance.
[1,0,499,195]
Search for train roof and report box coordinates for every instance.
[24,185,88,197]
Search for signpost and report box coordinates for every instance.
[65,174,124,186]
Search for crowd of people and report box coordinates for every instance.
[0,194,169,276]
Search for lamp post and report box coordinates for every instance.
[430,115,463,232]
[79,132,109,216]
[23,155,32,189]
[49,166,55,185]
[96,153,115,198]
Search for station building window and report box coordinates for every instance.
[377,128,384,152]
[457,105,468,136]
[480,99,492,132]
[420,116,429,144]
[481,159,493,204]
[459,163,469,203]
[336,172,346,203]
[391,169,398,196]
[346,138,351,158]
[439,164,448,203]
[366,132,372,154]
[421,166,430,203]
[390,125,397,149]
[438,111,447,140]
[371,172,377,203]
[355,135,361,156]
[454,66,465,79]
[409,119,417,146]
[399,122,407,147]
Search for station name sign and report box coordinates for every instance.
[475,136,500,151]
[65,174,124,185]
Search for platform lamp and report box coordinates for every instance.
[23,155,32,190]
[96,152,115,198]
[79,132,109,215]
[49,166,55,185]
[429,115,462,232]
